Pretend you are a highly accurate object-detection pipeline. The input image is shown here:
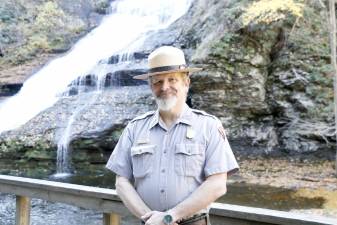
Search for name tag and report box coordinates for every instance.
[136,138,150,145]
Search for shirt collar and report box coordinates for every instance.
[149,104,193,129]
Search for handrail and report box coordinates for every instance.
[0,175,336,225]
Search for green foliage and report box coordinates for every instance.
[0,6,15,22]
[242,0,305,26]
[0,139,25,158]
[24,2,67,53]
[24,148,55,160]
[288,5,330,57]
[0,0,87,65]
[0,136,54,161]
[110,129,124,143]
[293,5,332,120]
[34,2,66,35]
[23,2,85,57]
[211,33,241,56]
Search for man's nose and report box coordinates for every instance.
[161,80,170,91]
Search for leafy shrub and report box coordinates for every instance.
[242,0,304,26]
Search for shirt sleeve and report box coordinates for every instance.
[204,119,239,177]
[106,123,133,181]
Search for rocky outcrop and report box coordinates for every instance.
[179,0,335,156]
[0,86,155,165]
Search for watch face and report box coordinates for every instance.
[163,214,173,224]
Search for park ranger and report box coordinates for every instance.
[106,46,239,225]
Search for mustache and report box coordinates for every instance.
[157,90,177,98]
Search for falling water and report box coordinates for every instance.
[54,64,111,177]
[37,0,194,176]
[0,0,194,134]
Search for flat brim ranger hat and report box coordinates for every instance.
[133,46,202,80]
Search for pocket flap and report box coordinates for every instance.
[131,145,156,156]
[175,144,203,155]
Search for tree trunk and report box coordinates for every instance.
[329,0,337,176]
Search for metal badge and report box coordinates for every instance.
[186,126,195,139]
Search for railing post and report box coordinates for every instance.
[103,212,121,225]
[15,195,31,225]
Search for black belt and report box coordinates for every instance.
[141,213,208,225]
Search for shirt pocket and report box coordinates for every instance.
[131,144,156,178]
[175,143,205,177]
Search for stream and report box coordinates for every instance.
[0,161,336,225]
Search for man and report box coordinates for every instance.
[106,46,239,225]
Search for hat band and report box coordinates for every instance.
[149,64,187,74]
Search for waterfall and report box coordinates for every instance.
[0,0,194,176]
[54,64,111,176]
[0,0,194,134]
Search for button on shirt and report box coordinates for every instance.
[106,104,239,212]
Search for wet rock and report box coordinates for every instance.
[0,83,22,96]
[0,86,155,164]
[64,69,148,96]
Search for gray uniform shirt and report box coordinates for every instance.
[106,104,239,212]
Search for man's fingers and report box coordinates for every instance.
[141,211,155,221]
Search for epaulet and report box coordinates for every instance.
[130,111,155,123]
[191,109,217,120]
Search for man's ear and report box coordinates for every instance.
[185,76,190,87]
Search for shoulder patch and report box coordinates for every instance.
[191,109,217,120]
[130,111,155,123]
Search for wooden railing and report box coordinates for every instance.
[0,175,336,225]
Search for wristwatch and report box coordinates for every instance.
[163,214,173,225]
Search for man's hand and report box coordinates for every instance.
[167,173,227,221]
[115,176,152,218]
[142,211,164,225]
[141,211,178,225]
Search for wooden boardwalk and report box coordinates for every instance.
[0,175,336,225]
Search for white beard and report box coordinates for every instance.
[155,96,178,111]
